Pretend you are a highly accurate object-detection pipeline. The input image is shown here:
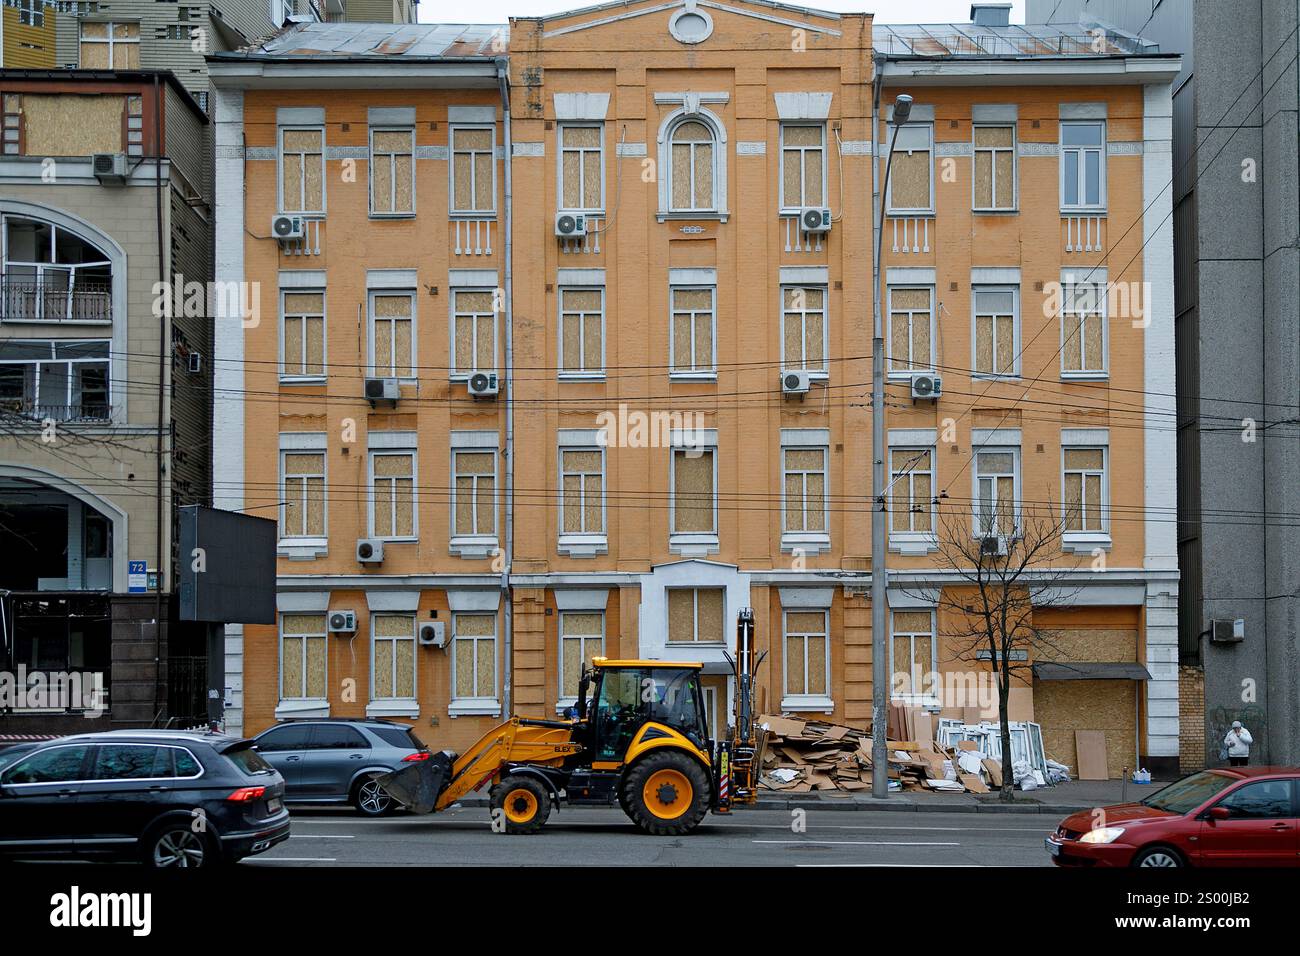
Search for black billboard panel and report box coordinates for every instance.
[178,505,276,624]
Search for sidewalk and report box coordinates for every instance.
[751,777,1169,814]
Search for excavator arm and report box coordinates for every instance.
[715,607,766,811]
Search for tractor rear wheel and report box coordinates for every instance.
[621,751,710,835]
[490,775,551,834]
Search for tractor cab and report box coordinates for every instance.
[577,658,711,763]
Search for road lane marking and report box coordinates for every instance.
[288,834,355,839]
[753,839,960,846]
[247,857,338,862]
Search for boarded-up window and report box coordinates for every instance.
[560,448,603,535]
[783,447,826,533]
[80,21,140,70]
[453,449,496,537]
[371,451,415,539]
[1064,446,1106,532]
[889,448,933,534]
[975,449,1017,537]
[1061,282,1105,374]
[282,291,325,378]
[453,612,496,700]
[669,119,716,211]
[370,292,413,378]
[560,611,603,698]
[559,287,602,374]
[19,93,125,157]
[888,287,931,373]
[670,286,714,373]
[781,124,825,209]
[559,124,603,211]
[3,95,22,156]
[782,286,826,372]
[887,124,931,211]
[280,127,324,213]
[281,613,327,700]
[452,289,495,374]
[672,447,715,534]
[372,614,415,700]
[973,125,1015,209]
[451,126,495,214]
[890,610,933,698]
[784,610,829,697]
[370,128,414,215]
[281,450,325,538]
[1061,121,1105,208]
[973,287,1017,376]
[668,588,724,643]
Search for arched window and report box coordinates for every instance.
[2,215,113,323]
[669,119,717,212]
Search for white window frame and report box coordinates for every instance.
[556,610,605,708]
[279,288,326,382]
[780,284,829,378]
[1,214,114,324]
[780,444,829,552]
[557,285,605,379]
[557,444,606,554]
[884,122,934,215]
[368,126,415,218]
[890,608,938,705]
[665,115,721,215]
[279,446,327,542]
[666,587,725,644]
[1061,442,1111,550]
[886,285,934,378]
[19,0,44,27]
[79,20,140,69]
[451,448,498,539]
[781,608,833,711]
[972,445,1021,539]
[779,122,827,213]
[277,125,326,216]
[449,611,499,715]
[1059,280,1109,380]
[367,289,416,381]
[1059,120,1107,212]
[888,446,937,552]
[449,124,497,217]
[449,287,497,380]
[668,284,717,379]
[971,285,1020,379]
[972,123,1017,212]
[369,613,417,710]
[368,448,417,542]
[278,613,328,706]
[557,122,605,214]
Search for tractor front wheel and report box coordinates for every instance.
[621,751,710,835]
[490,775,551,834]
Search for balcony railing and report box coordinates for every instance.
[888,215,933,254]
[280,218,324,257]
[560,215,605,255]
[452,217,496,256]
[1,278,112,323]
[782,215,827,254]
[1062,214,1106,254]
[0,401,112,423]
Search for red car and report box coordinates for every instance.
[1047,767,1300,867]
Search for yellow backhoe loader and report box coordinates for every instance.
[377,608,767,834]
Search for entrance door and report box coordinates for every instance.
[701,676,728,741]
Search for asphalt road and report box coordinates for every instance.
[244,804,1058,867]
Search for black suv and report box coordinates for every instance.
[0,730,290,867]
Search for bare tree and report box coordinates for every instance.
[904,502,1083,801]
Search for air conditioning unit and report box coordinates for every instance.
[356,538,385,564]
[92,153,128,185]
[910,373,942,400]
[555,212,587,238]
[1211,618,1245,643]
[272,214,305,241]
[800,207,832,233]
[327,610,357,634]
[467,371,499,398]
[418,622,447,648]
[365,377,400,402]
[979,535,1007,557]
[781,369,811,395]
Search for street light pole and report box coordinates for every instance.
[871,88,911,799]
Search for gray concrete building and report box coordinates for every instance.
[1029,0,1300,767]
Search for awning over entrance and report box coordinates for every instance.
[1032,661,1152,681]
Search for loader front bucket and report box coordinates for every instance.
[375,751,454,814]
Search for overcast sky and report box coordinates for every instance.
[416,0,1030,26]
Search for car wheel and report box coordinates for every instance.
[1132,846,1183,868]
[353,773,395,817]
[144,822,213,869]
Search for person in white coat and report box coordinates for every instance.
[1223,721,1253,766]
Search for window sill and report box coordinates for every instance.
[558,534,607,558]
[449,698,501,718]
[278,538,328,560]
[366,699,419,718]
[449,212,498,220]
[886,209,935,218]
[279,376,327,387]
[557,372,606,383]
[970,373,1020,383]
[1061,532,1111,554]
[668,371,718,383]
[376,536,418,545]
[972,207,1020,215]
[887,370,934,380]
[780,695,835,714]
[1060,372,1109,382]
[889,532,938,556]
[275,699,330,720]
[669,533,719,558]
[369,212,416,220]
[781,532,830,555]
[1060,207,1107,217]
[657,211,729,223]
[450,535,499,559]
[558,208,606,217]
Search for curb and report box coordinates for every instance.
[439,795,1092,815]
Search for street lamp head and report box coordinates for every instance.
[893,94,913,124]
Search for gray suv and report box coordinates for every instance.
[251,719,428,816]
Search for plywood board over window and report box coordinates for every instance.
[21,94,124,156]
[673,448,714,532]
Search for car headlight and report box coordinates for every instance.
[1079,827,1126,844]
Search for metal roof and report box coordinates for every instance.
[873,22,1160,58]
[215,22,507,61]
[1032,661,1153,681]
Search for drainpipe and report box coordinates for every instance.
[496,58,515,717]
[869,59,886,798]
[152,73,167,725]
